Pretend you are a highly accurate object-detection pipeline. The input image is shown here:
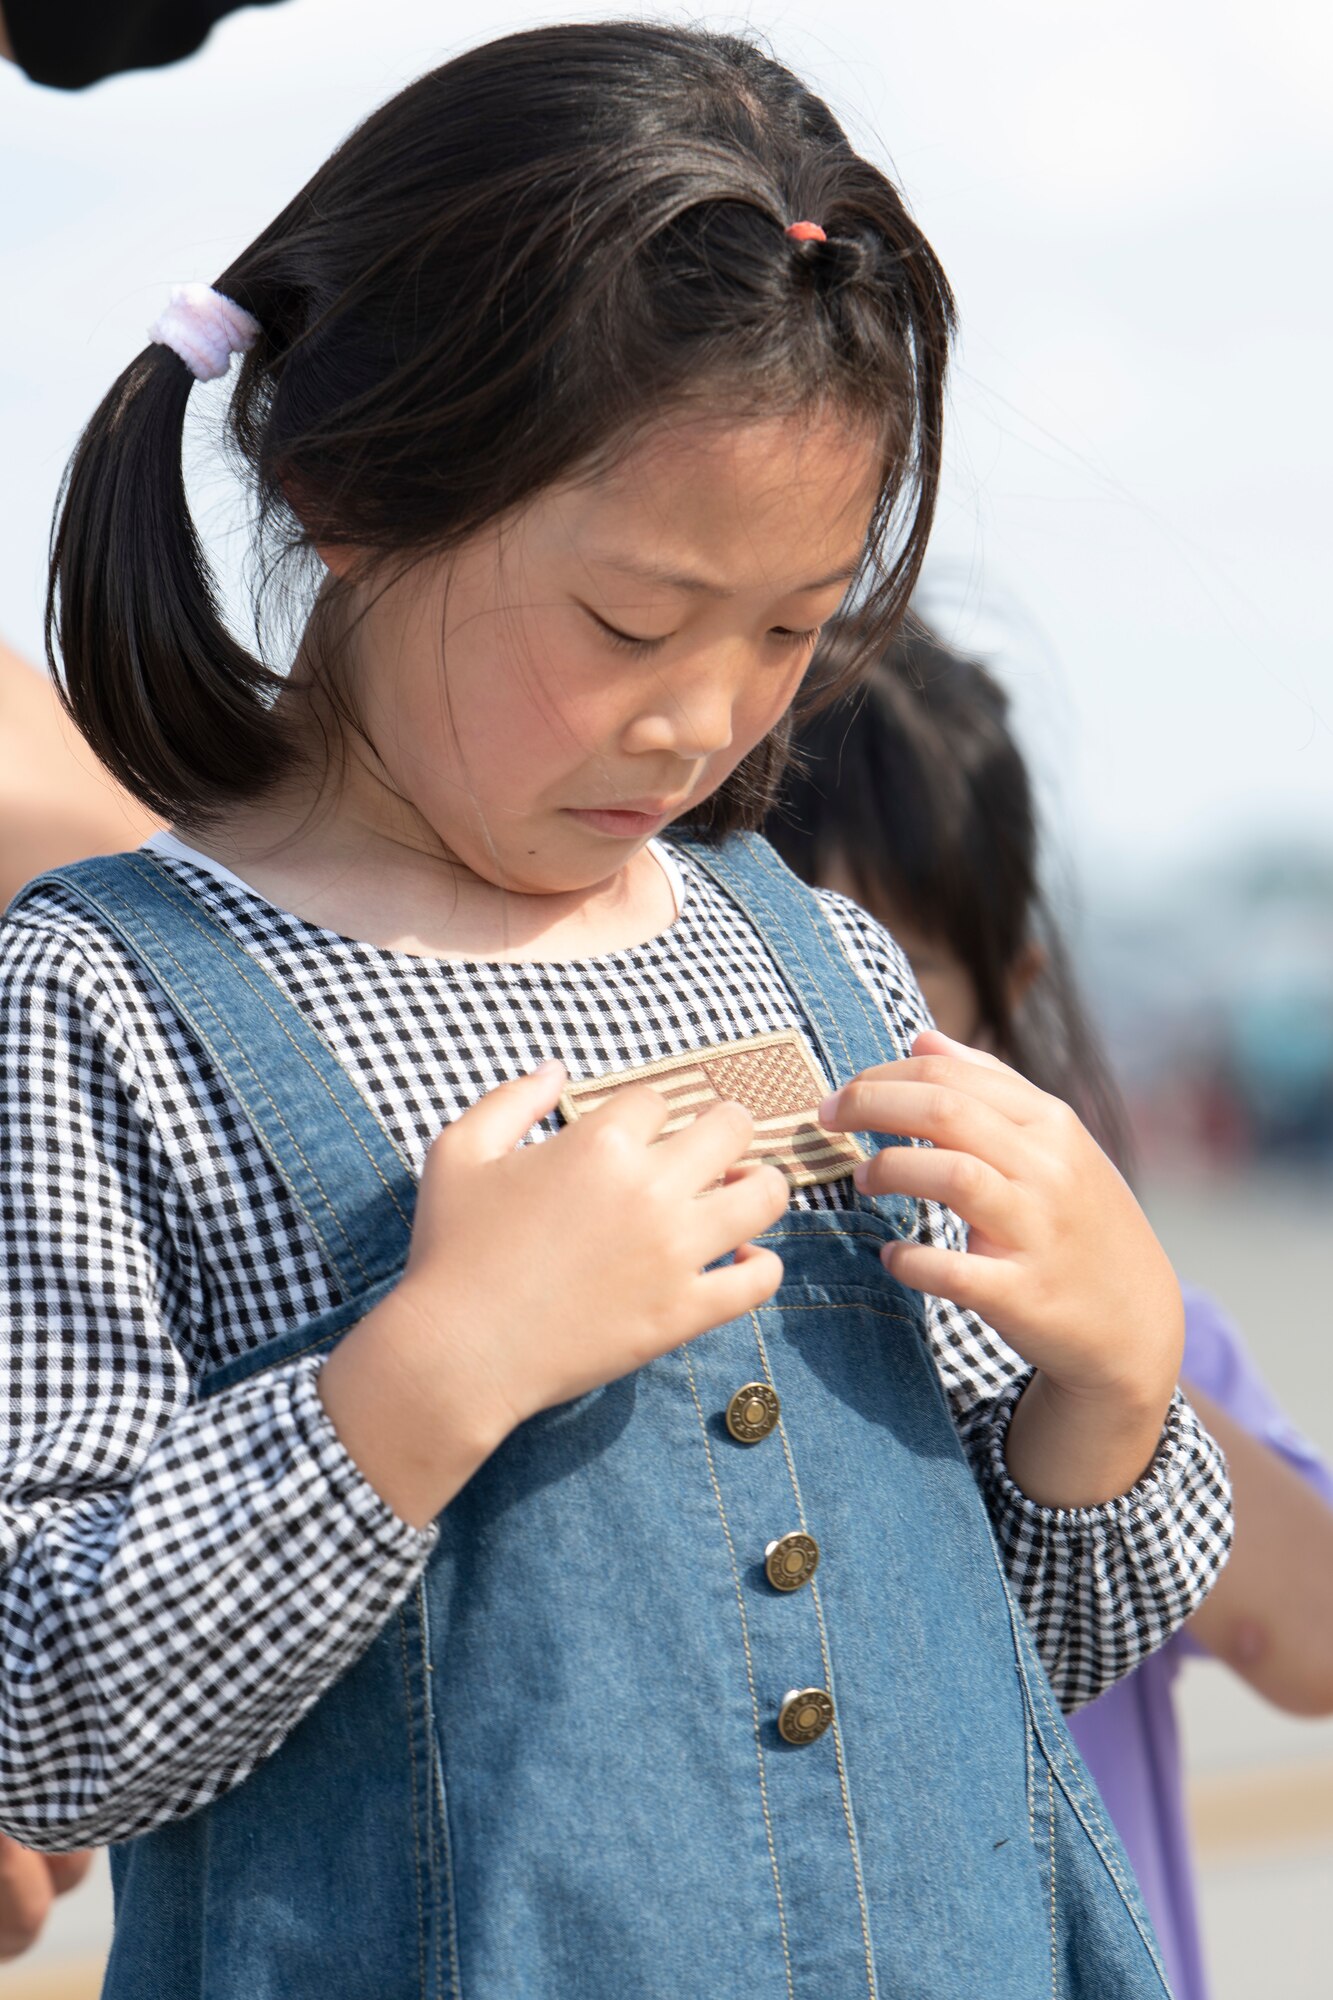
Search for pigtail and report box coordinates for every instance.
[46,341,290,825]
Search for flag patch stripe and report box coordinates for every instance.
[556,1028,866,1190]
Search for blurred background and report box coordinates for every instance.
[1,1,1330,1994]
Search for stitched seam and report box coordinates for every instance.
[399,1607,428,2000]
[1000,1553,1170,1988]
[772,1301,915,1326]
[1026,1707,1036,1847]
[123,859,417,1197]
[1031,1658,1158,1912]
[682,1350,796,2000]
[434,1742,463,2000]
[759,1229,892,1244]
[1048,1768,1058,2000]
[1028,1649,1130,1866]
[90,878,376,1289]
[426,1584,466,2000]
[1005,1553,1126,1855]
[753,1316,880,2000]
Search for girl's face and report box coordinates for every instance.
[334,411,882,896]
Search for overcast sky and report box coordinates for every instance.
[1,0,1329,883]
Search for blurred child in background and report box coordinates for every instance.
[768,612,1333,2000]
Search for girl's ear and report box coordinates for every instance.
[1007,939,1047,1016]
[315,543,358,580]
[279,476,358,580]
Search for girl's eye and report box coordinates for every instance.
[770,625,823,649]
[585,609,669,655]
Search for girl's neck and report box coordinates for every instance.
[176,761,677,967]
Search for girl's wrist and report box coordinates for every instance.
[1004,1368,1176,1512]
[318,1284,516,1529]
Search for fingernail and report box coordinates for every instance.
[818,1091,841,1124]
[533,1058,565,1077]
[852,1160,869,1189]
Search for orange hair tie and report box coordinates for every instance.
[785,221,827,243]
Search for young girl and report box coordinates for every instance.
[769,612,1333,2000]
[0,26,1230,1997]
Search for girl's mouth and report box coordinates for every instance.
[562,805,673,839]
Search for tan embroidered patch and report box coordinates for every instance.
[557,1028,865,1189]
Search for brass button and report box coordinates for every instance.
[765,1531,820,1593]
[726,1382,780,1443]
[778,1688,834,1746]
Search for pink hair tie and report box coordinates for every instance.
[148,284,260,382]
[785,221,827,243]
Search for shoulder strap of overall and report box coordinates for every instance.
[671,831,900,1088]
[671,831,915,1232]
[11,854,415,1297]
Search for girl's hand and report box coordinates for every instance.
[321,1061,789,1525]
[820,1028,1185,1508]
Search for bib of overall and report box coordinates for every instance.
[36,836,1171,2000]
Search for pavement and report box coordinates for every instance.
[4,1169,1331,1998]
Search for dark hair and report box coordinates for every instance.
[47,22,954,829]
[766,612,1134,1172]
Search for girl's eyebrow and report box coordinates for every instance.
[584,553,861,598]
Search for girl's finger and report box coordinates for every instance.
[581,1083,674,1150]
[691,1161,790,1264]
[448,1060,568,1162]
[878,1240,1022,1325]
[658,1097,757,1191]
[911,1027,1011,1071]
[824,1081,1032,1176]
[823,1050,1045,1130]
[854,1145,1021,1241]
[684,1244,785,1336]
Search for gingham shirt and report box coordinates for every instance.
[0,841,1231,1850]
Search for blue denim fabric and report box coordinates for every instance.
[44,839,1171,1998]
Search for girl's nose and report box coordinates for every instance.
[621,682,736,762]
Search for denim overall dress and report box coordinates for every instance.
[38,836,1171,1999]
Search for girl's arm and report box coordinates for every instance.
[0,922,437,1850]
[1183,1384,1333,1715]
[818,895,1232,1708]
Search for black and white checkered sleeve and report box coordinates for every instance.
[818,890,1234,1710]
[0,923,435,1850]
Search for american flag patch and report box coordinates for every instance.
[556,1029,866,1190]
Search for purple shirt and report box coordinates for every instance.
[1070,1285,1333,2000]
